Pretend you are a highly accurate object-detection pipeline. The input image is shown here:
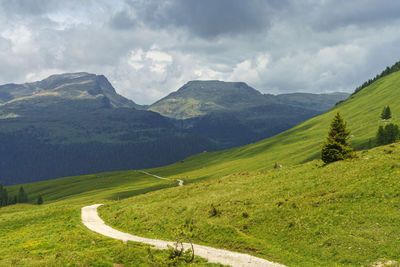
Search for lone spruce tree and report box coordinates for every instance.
[321,112,353,164]
[37,195,43,205]
[381,106,392,120]
[18,186,28,203]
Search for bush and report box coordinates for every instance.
[209,204,218,217]
[37,195,43,205]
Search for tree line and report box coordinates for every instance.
[352,60,400,95]
[0,184,43,207]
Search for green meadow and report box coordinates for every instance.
[100,145,400,266]
[0,172,221,266]
[2,71,400,266]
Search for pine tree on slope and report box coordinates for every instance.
[321,112,354,164]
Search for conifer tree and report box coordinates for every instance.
[18,186,28,203]
[321,112,353,163]
[37,195,43,205]
[377,123,399,145]
[385,123,399,143]
[0,183,8,206]
[376,125,386,145]
[381,106,392,120]
[0,182,3,206]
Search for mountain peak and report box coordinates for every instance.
[149,80,267,119]
[183,80,250,88]
[176,80,261,96]
[0,72,138,109]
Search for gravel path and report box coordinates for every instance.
[82,204,285,267]
[138,170,184,186]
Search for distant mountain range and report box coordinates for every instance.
[149,80,347,118]
[0,73,348,185]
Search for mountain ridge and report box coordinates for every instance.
[149,80,348,119]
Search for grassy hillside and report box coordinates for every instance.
[141,70,400,182]
[5,170,174,204]
[0,172,220,266]
[100,144,400,266]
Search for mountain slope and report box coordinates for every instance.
[141,69,400,182]
[101,143,400,266]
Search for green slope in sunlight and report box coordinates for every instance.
[145,70,400,181]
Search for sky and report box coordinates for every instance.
[0,0,399,104]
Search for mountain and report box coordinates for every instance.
[0,73,217,185]
[149,80,349,147]
[149,81,270,119]
[0,72,138,108]
[149,80,348,119]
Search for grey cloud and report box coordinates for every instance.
[0,0,59,15]
[109,10,137,30]
[296,0,400,31]
[127,0,278,38]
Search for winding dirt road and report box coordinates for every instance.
[138,170,184,186]
[82,204,285,267]
[82,172,285,266]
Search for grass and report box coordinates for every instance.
[5,170,174,204]
[99,144,400,266]
[2,70,400,266]
[0,202,219,266]
[1,172,222,266]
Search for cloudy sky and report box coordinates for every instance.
[0,0,399,104]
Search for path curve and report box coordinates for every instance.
[82,204,285,267]
[138,170,184,186]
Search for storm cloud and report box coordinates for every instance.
[0,0,399,104]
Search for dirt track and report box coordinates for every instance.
[82,204,285,267]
